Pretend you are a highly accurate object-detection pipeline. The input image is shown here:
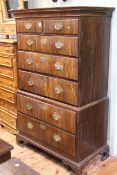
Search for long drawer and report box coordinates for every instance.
[19,70,78,106]
[18,51,78,80]
[17,94,76,134]
[0,87,16,103]
[18,35,78,57]
[18,113,76,158]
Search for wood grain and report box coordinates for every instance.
[19,70,79,106]
[43,19,79,35]
[17,19,42,33]
[0,138,13,163]
[0,98,17,114]
[12,7,114,175]
[18,51,78,80]
[18,113,76,158]
[18,35,79,57]
[0,41,17,133]
[17,94,77,134]
[79,16,111,106]
[0,158,39,175]
[1,128,117,175]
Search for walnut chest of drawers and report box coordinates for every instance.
[0,39,17,133]
[12,7,114,175]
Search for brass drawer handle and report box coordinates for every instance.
[52,112,61,121]
[25,22,32,30]
[27,39,34,46]
[28,79,34,86]
[54,86,64,94]
[55,42,64,49]
[41,38,47,44]
[54,22,63,31]
[26,58,33,65]
[54,63,63,71]
[26,103,33,110]
[53,134,61,142]
[27,122,33,129]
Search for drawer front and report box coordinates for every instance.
[0,45,16,55]
[0,55,13,67]
[18,113,76,158]
[19,71,78,106]
[0,24,16,35]
[18,35,78,57]
[0,109,16,129]
[0,66,14,79]
[18,51,78,80]
[17,19,42,33]
[0,76,16,90]
[0,99,17,114]
[17,94,76,134]
[0,88,16,103]
[44,19,78,35]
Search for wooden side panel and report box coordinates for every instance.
[79,16,111,106]
[77,98,109,160]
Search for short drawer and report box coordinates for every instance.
[0,66,14,79]
[18,35,78,57]
[0,23,16,34]
[0,109,16,129]
[17,94,76,134]
[0,54,13,67]
[0,76,16,90]
[0,99,17,114]
[18,51,78,80]
[18,113,76,158]
[0,88,16,103]
[43,19,78,35]
[19,70,78,106]
[0,45,16,55]
[17,19,42,33]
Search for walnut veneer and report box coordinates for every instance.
[0,39,17,133]
[12,7,114,175]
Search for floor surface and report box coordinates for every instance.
[0,126,117,175]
